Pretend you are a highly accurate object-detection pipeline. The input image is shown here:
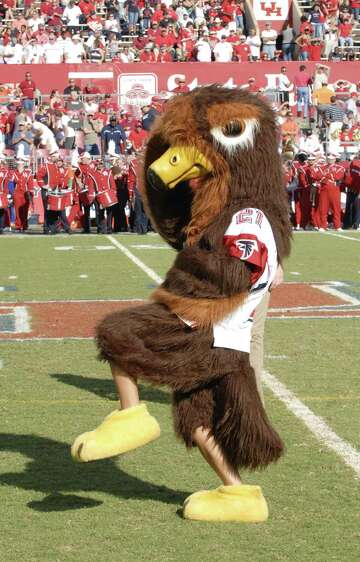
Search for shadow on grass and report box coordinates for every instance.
[50,373,171,405]
[0,433,188,513]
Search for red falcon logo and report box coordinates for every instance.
[235,239,258,260]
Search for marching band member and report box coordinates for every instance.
[311,153,345,231]
[87,158,117,234]
[0,158,11,234]
[293,153,312,230]
[36,152,61,234]
[74,152,96,234]
[11,157,34,232]
[47,157,73,235]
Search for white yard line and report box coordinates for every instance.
[106,235,163,285]
[269,315,360,320]
[263,371,360,478]
[312,284,360,306]
[0,298,144,304]
[0,337,93,343]
[324,232,360,242]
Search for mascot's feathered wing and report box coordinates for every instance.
[71,86,291,522]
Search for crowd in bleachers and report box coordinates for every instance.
[0,63,359,235]
[0,0,359,63]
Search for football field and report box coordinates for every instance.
[0,231,359,562]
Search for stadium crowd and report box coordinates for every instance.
[0,0,359,63]
[0,63,359,235]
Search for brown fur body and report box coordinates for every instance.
[96,86,291,472]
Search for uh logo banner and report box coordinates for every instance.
[252,0,290,22]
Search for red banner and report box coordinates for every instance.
[1,62,359,101]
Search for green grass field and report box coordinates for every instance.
[0,231,360,562]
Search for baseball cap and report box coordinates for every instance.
[81,151,91,159]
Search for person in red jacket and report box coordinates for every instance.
[37,152,63,233]
[293,154,312,229]
[314,153,345,231]
[87,159,117,233]
[74,152,97,233]
[128,121,148,151]
[343,152,360,229]
[307,153,324,229]
[45,158,73,235]
[11,158,34,232]
[0,158,10,234]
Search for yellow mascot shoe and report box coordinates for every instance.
[71,403,160,462]
[183,484,269,522]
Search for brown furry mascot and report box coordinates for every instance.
[71,85,291,522]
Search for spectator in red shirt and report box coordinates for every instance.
[339,16,354,46]
[309,38,323,60]
[18,72,37,113]
[171,77,190,94]
[233,35,251,61]
[156,44,173,61]
[294,64,312,119]
[128,121,148,151]
[79,0,95,18]
[139,43,157,62]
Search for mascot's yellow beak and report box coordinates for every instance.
[147,146,213,190]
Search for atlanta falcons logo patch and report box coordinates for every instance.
[235,239,258,260]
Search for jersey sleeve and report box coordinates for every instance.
[223,209,269,285]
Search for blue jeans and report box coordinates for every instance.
[22,99,34,111]
[262,44,275,60]
[297,87,310,118]
[339,36,354,47]
[299,51,309,61]
[85,143,100,156]
[312,23,324,39]
[235,15,244,30]
[282,43,293,60]
[352,7,360,20]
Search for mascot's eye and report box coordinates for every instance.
[221,121,245,137]
[210,118,259,153]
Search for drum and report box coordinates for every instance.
[63,190,74,207]
[0,192,8,209]
[96,190,118,209]
[79,189,95,207]
[47,192,67,212]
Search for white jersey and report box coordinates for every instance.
[213,208,277,353]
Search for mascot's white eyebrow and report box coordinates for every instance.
[210,118,260,153]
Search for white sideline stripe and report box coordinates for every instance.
[130,244,170,250]
[263,371,360,478]
[312,284,360,306]
[14,306,31,333]
[324,232,360,242]
[106,235,163,285]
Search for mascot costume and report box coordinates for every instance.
[71,86,291,522]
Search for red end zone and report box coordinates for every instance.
[0,284,359,339]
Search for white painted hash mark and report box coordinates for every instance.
[263,371,360,478]
[290,272,301,276]
[79,274,88,279]
[106,235,163,285]
[8,276,17,280]
[54,246,74,251]
[14,306,31,333]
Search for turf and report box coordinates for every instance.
[0,342,359,562]
[0,231,360,562]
